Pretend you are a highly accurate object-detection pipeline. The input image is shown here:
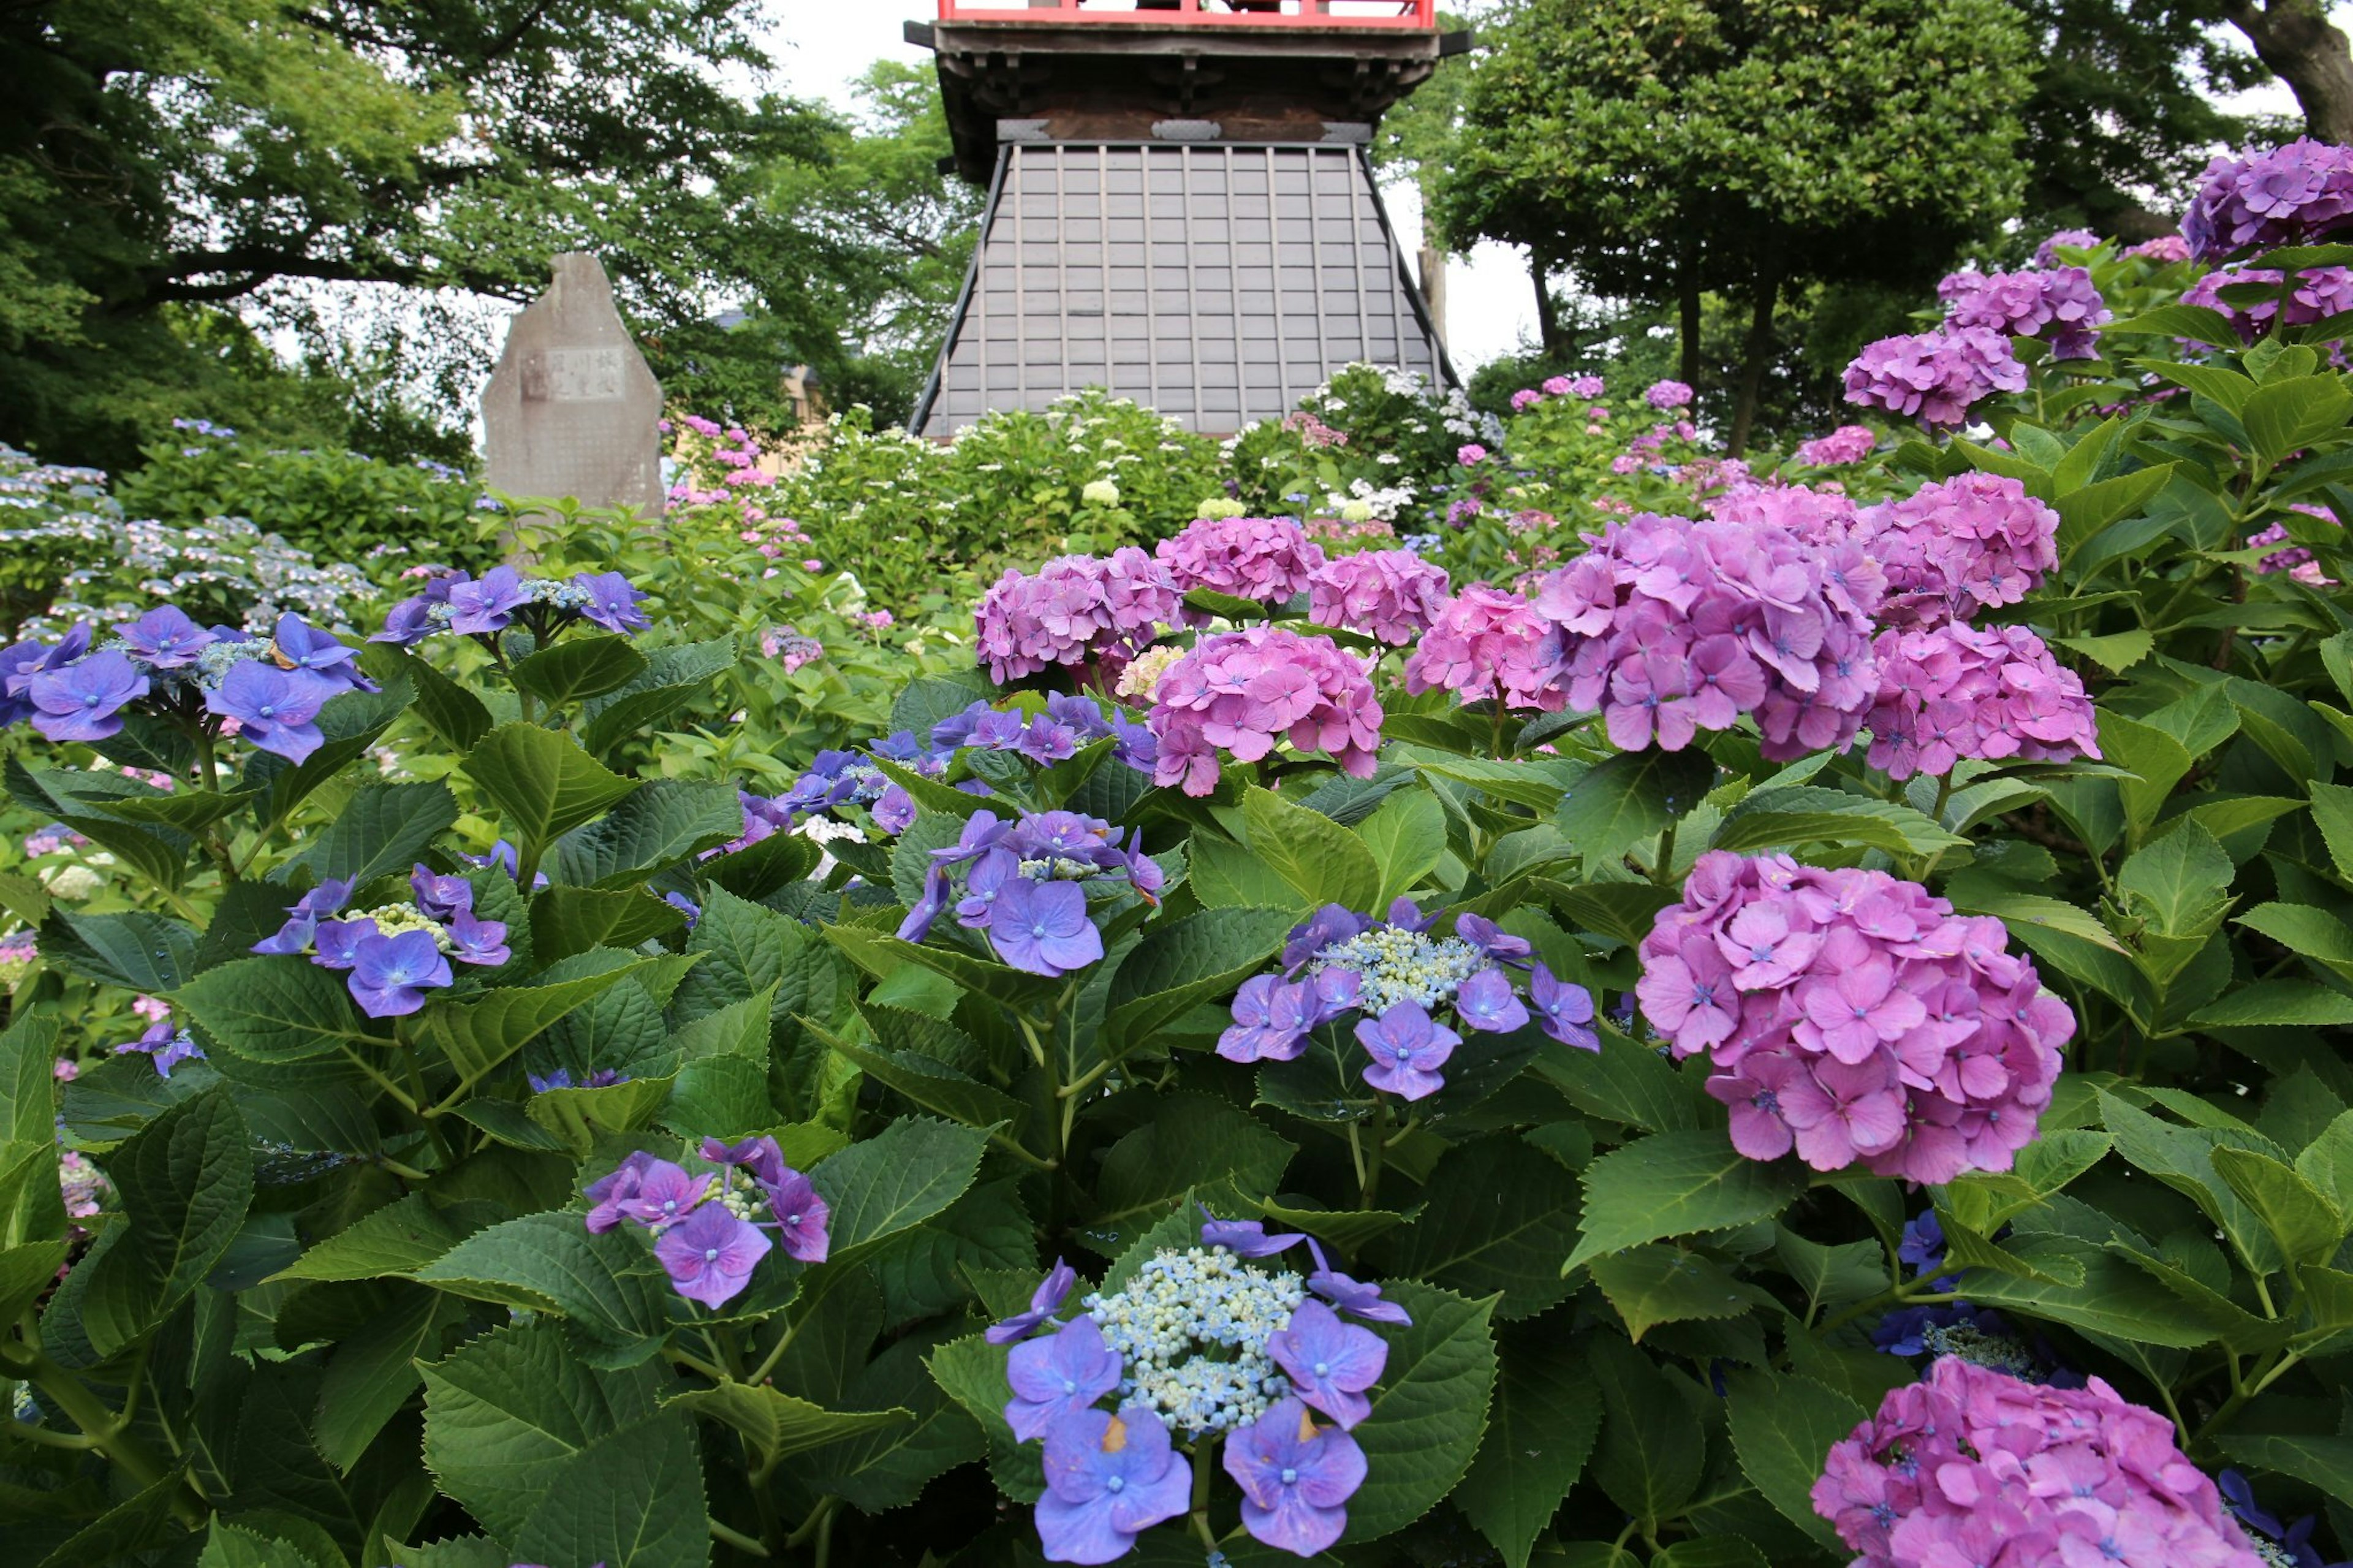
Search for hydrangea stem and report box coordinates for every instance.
[0,1344,206,1526]
[1189,1437,1219,1550]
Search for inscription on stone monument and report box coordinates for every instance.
[482,254,664,517]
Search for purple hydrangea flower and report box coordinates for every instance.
[271,613,372,694]
[28,650,148,742]
[653,1203,773,1309]
[898,864,952,944]
[205,662,327,763]
[371,596,436,646]
[763,1167,831,1262]
[447,911,510,966]
[585,1151,659,1232]
[614,1158,713,1229]
[117,607,216,669]
[1223,1396,1369,1556]
[447,566,530,635]
[1197,1205,1306,1259]
[1305,1239,1411,1325]
[988,1257,1078,1344]
[988,879,1104,977]
[702,1133,787,1187]
[1005,1317,1123,1443]
[345,929,453,1017]
[410,864,475,921]
[311,917,379,971]
[1529,963,1600,1051]
[1355,1001,1458,1100]
[572,570,651,635]
[871,784,915,836]
[251,878,355,955]
[114,1021,205,1078]
[1452,913,1531,964]
[1454,968,1530,1034]
[1265,1299,1387,1430]
[1034,1405,1193,1565]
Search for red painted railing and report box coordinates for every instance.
[936,0,1437,28]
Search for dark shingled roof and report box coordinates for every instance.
[912,140,1452,437]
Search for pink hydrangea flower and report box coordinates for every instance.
[1531,511,1883,760]
[1308,550,1451,646]
[1458,444,1488,466]
[1868,623,2101,781]
[1156,515,1328,612]
[1814,1358,2265,1568]
[2031,227,2102,266]
[2181,263,2353,339]
[1938,266,2111,360]
[2183,137,2353,260]
[2127,233,2191,263]
[1640,852,2072,1184]
[1540,375,1575,396]
[1401,586,1567,713]
[1148,627,1382,795]
[1863,472,2061,624]
[974,548,1183,683]
[1645,379,1695,409]
[1510,388,1544,412]
[1843,327,2028,428]
[1794,425,1878,466]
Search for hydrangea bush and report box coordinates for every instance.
[7,140,2353,1568]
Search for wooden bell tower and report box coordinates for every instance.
[907,0,1471,437]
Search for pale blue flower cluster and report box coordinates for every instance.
[1084,1245,1305,1438]
[1309,925,1487,1014]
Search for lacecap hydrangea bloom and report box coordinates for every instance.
[1863,472,2061,625]
[898,807,1162,977]
[973,548,1182,683]
[1308,548,1450,645]
[1156,514,1328,612]
[990,1214,1402,1561]
[1533,511,1884,760]
[2183,137,2353,261]
[371,563,650,648]
[1401,585,1567,713]
[1813,1357,2265,1568]
[1868,623,2101,782]
[1221,900,1598,1094]
[1639,852,2072,1184]
[1148,627,1381,795]
[1843,326,2028,429]
[1937,266,2111,360]
[252,866,512,1018]
[583,1135,829,1309]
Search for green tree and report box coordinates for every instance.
[1433,0,2032,453]
[0,0,840,467]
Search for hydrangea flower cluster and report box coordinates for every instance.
[583,1135,829,1309]
[1862,472,2061,624]
[1639,852,2072,1184]
[2129,233,2193,263]
[1222,901,1597,1094]
[1147,627,1381,795]
[933,695,1158,776]
[1305,549,1451,646]
[371,564,650,648]
[1646,379,1696,409]
[973,548,1183,683]
[898,808,1161,977]
[2032,227,2102,266]
[991,1216,1403,1561]
[2183,138,2353,260]
[1401,585,1566,712]
[1794,425,1879,467]
[0,608,375,764]
[1843,326,2028,428]
[1156,515,1328,610]
[1937,266,2111,360]
[252,868,512,1019]
[1867,623,2102,781]
[2181,264,2353,339]
[2250,502,2341,584]
[1813,1357,2265,1568]
[1532,511,1883,760]
[2219,1470,2343,1568]
[113,1012,203,1078]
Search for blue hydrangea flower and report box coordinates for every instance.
[1035,1405,1192,1565]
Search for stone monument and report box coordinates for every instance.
[482,252,665,516]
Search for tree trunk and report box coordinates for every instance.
[1419,244,1448,347]
[1677,240,1702,390]
[1727,268,1781,458]
[1531,260,1565,357]
[2222,0,2353,145]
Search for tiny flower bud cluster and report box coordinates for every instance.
[1533,511,1883,760]
[1306,548,1451,645]
[1842,326,2028,429]
[1813,1358,2265,1568]
[1937,266,2111,360]
[1148,627,1382,796]
[972,547,1181,682]
[251,867,512,1019]
[1156,515,1328,610]
[1867,623,2101,782]
[1640,852,2072,1184]
[1085,1247,1306,1437]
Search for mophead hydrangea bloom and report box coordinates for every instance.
[1938,266,2111,360]
[1843,327,2028,429]
[2183,137,2353,260]
[2128,233,2192,263]
[974,547,1181,683]
[1794,425,1879,467]
[1705,482,1870,550]
[1148,627,1381,795]
[1863,472,2061,624]
[1401,585,1568,712]
[1307,548,1451,645]
[1867,623,2102,782]
[1155,514,1328,611]
[1646,379,1696,409]
[1533,512,1884,760]
[1813,1357,2265,1568]
[2181,263,2353,340]
[1639,852,2072,1184]
[2031,227,2101,267]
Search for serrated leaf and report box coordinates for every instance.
[1453,1325,1601,1568]
[1567,1130,1810,1270]
[1104,905,1294,1059]
[1357,786,1446,906]
[510,1410,708,1568]
[314,1283,453,1471]
[463,722,638,862]
[813,1116,992,1258]
[1586,1331,1703,1526]
[2211,1146,2345,1268]
[550,781,743,888]
[1091,1094,1294,1254]
[1376,1137,1580,1320]
[271,1194,465,1282]
[1712,785,1964,855]
[664,1381,911,1464]
[509,634,648,707]
[41,908,199,993]
[925,1331,1045,1502]
[177,955,383,1063]
[414,1212,672,1343]
[1241,787,1381,912]
[1554,748,1716,872]
[1590,1245,1777,1341]
[286,781,458,888]
[1724,1369,1863,1550]
[1343,1281,1498,1543]
[420,956,653,1089]
[580,637,737,756]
